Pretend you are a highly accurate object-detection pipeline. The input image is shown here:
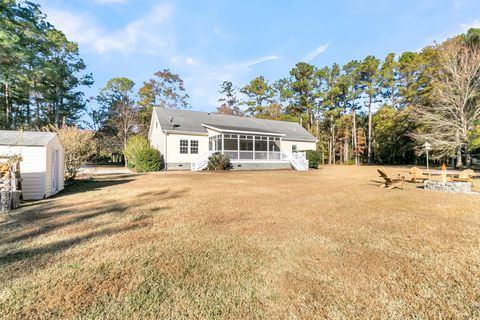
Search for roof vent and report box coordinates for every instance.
[207,112,211,115]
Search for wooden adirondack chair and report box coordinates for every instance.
[409,166,429,183]
[377,168,405,190]
[452,169,475,183]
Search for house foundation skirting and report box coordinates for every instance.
[165,161,292,171]
[229,162,292,170]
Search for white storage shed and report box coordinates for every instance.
[0,130,64,200]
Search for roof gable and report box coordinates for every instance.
[154,108,316,142]
[0,130,57,146]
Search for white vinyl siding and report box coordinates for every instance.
[281,140,316,153]
[164,133,208,164]
[148,111,165,153]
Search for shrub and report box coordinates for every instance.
[135,147,162,172]
[45,125,97,181]
[207,152,231,170]
[304,150,322,169]
[124,135,150,168]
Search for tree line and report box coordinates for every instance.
[0,1,92,129]
[215,29,480,167]
[3,1,480,168]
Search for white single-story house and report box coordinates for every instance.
[0,130,65,200]
[148,107,317,171]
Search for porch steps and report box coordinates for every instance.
[285,152,309,171]
[191,151,212,171]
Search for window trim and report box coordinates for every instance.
[180,139,188,154]
[190,140,199,154]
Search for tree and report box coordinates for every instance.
[379,53,399,107]
[342,60,362,163]
[373,106,416,164]
[240,76,274,116]
[412,35,480,167]
[97,78,138,153]
[323,64,342,164]
[289,62,318,129]
[359,55,381,163]
[217,81,242,115]
[137,69,189,134]
[0,1,92,130]
[45,125,96,181]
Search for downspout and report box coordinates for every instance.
[164,131,168,170]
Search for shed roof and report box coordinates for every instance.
[0,130,57,146]
[155,108,316,142]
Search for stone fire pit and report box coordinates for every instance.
[424,180,471,193]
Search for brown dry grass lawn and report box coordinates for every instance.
[1,165,479,319]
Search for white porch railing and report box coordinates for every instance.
[283,151,309,171]
[191,151,308,171]
[191,151,212,171]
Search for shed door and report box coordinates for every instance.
[52,149,59,192]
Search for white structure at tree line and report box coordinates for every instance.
[148,107,317,171]
[0,130,64,200]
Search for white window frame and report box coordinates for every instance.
[190,140,199,154]
[180,139,188,154]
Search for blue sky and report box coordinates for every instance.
[37,0,480,113]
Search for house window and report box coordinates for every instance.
[190,140,199,154]
[292,145,297,153]
[180,139,188,154]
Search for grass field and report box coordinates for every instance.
[1,166,479,319]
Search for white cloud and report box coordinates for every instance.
[42,8,101,45]
[42,1,175,54]
[461,19,480,32]
[419,19,480,51]
[227,55,279,69]
[304,43,329,62]
[170,54,279,109]
[185,57,201,66]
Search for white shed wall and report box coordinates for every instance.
[0,145,47,200]
[45,137,65,198]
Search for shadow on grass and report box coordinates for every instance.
[1,203,126,245]
[0,223,144,267]
[0,184,188,277]
[59,174,138,197]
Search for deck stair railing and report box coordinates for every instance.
[283,151,309,171]
[191,151,212,171]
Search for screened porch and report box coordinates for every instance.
[208,133,285,161]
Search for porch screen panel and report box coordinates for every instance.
[269,138,281,160]
[268,139,280,152]
[224,135,238,151]
[255,138,268,160]
[239,135,253,159]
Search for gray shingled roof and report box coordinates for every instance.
[0,130,57,146]
[155,108,316,142]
